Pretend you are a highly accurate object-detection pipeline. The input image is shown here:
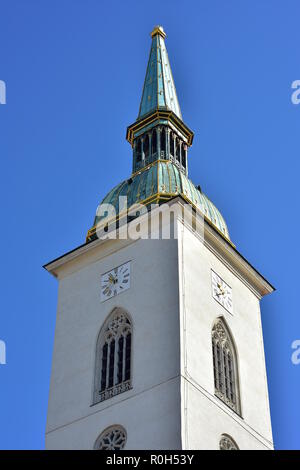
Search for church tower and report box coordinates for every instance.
[45,26,274,450]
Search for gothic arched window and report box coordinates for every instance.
[219,434,239,450]
[94,425,127,450]
[94,308,132,404]
[212,318,241,414]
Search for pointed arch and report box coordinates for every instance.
[93,307,132,404]
[219,434,239,450]
[212,317,241,415]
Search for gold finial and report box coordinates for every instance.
[151,25,166,39]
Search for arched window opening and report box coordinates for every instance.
[212,318,240,414]
[144,134,149,159]
[160,127,166,157]
[125,332,131,381]
[175,138,180,162]
[94,425,127,450]
[170,133,175,157]
[152,128,157,156]
[182,146,187,168]
[135,139,142,162]
[219,434,239,450]
[94,309,132,404]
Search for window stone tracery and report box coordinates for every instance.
[94,309,132,404]
[94,425,127,450]
[212,319,240,414]
[219,434,239,450]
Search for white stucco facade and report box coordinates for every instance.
[177,221,273,449]
[45,199,274,450]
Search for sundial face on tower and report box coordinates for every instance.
[101,262,131,302]
[211,270,233,314]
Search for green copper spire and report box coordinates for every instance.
[126,26,193,176]
[87,27,232,245]
[138,26,182,120]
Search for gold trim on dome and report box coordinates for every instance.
[86,191,235,247]
[131,159,164,178]
[86,158,232,245]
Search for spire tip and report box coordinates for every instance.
[150,25,166,39]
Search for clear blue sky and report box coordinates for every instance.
[0,0,299,449]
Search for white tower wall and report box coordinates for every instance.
[177,220,273,450]
[45,201,274,450]
[46,238,182,450]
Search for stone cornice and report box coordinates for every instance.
[44,197,275,299]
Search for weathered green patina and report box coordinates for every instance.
[89,160,229,240]
[87,26,230,243]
